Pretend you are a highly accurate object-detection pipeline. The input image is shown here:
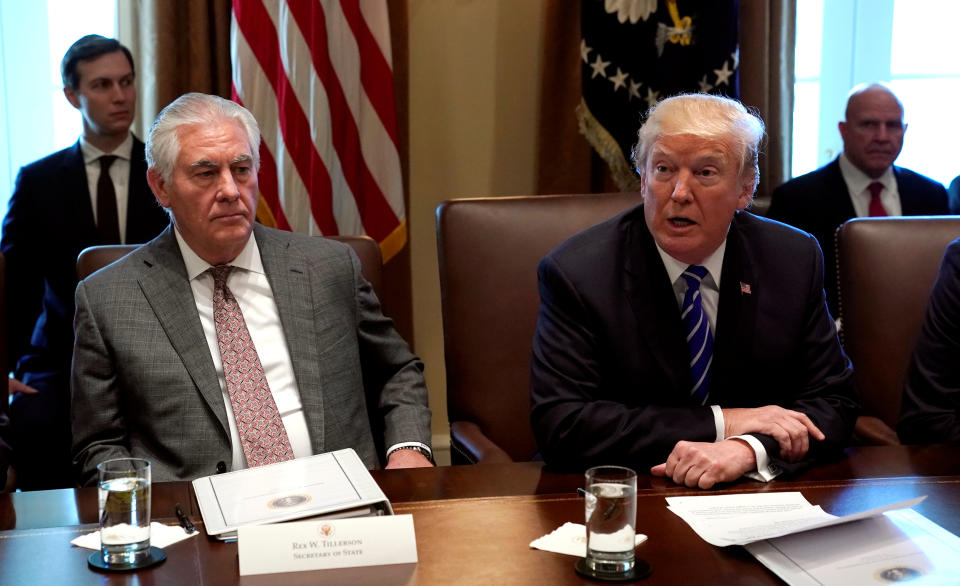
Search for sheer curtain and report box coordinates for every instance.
[118,0,232,139]
[739,0,796,209]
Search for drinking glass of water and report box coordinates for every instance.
[97,458,152,567]
[583,465,637,575]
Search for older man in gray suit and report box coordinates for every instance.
[71,93,432,486]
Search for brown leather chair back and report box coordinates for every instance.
[436,193,644,463]
[837,216,960,441]
[77,235,383,300]
[76,245,138,280]
[331,235,383,301]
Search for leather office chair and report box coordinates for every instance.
[837,216,960,445]
[76,235,384,300]
[436,193,644,464]
[76,244,138,280]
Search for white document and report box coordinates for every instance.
[193,449,392,539]
[746,508,960,585]
[238,514,418,576]
[665,492,926,547]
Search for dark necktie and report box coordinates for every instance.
[868,182,888,217]
[97,155,121,243]
[681,265,713,404]
[210,265,295,467]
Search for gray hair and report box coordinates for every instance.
[631,93,765,195]
[146,93,261,183]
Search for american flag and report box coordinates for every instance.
[230,0,406,260]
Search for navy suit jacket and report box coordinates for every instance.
[530,205,859,473]
[1,138,169,382]
[898,238,960,444]
[767,158,949,317]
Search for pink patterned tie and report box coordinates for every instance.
[210,265,294,467]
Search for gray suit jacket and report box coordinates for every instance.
[71,224,430,486]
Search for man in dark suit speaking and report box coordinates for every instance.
[1,35,169,489]
[71,93,432,485]
[767,83,949,318]
[530,94,858,489]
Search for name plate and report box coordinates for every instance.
[238,515,418,576]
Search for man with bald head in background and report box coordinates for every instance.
[768,83,949,319]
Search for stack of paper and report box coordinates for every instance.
[666,492,960,585]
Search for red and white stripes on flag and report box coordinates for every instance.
[230,0,406,261]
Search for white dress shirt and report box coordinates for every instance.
[174,229,432,469]
[80,133,133,241]
[174,230,313,471]
[655,241,779,481]
[838,153,902,217]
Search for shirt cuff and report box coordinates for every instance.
[386,441,433,458]
[711,405,725,441]
[731,434,782,482]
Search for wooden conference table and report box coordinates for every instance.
[2,445,959,584]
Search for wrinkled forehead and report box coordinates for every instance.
[848,91,904,121]
[175,120,252,160]
[646,133,737,166]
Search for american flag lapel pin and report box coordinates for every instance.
[740,281,752,295]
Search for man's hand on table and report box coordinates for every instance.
[650,438,756,489]
[722,405,824,462]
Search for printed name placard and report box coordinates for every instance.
[237,515,417,576]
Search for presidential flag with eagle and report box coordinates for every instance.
[578,0,740,190]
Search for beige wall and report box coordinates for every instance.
[407,1,547,449]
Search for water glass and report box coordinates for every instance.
[98,458,152,567]
[583,465,637,574]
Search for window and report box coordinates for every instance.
[0,1,116,212]
[791,0,960,187]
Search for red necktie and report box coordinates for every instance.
[868,182,888,217]
[97,155,121,243]
[211,265,294,467]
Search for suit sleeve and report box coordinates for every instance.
[352,252,432,456]
[750,235,858,473]
[898,241,960,444]
[765,184,793,224]
[530,255,717,472]
[1,167,46,370]
[0,410,11,488]
[71,280,133,486]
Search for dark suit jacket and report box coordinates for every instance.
[898,238,960,444]
[1,138,169,382]
[0,411,9,488]
[71,225,431,486]
[530,206,859,473]
[767,158,949,317]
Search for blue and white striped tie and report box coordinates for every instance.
[681,266,712,404]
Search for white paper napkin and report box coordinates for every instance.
[71,522,198,550]
[530,522,647,557]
